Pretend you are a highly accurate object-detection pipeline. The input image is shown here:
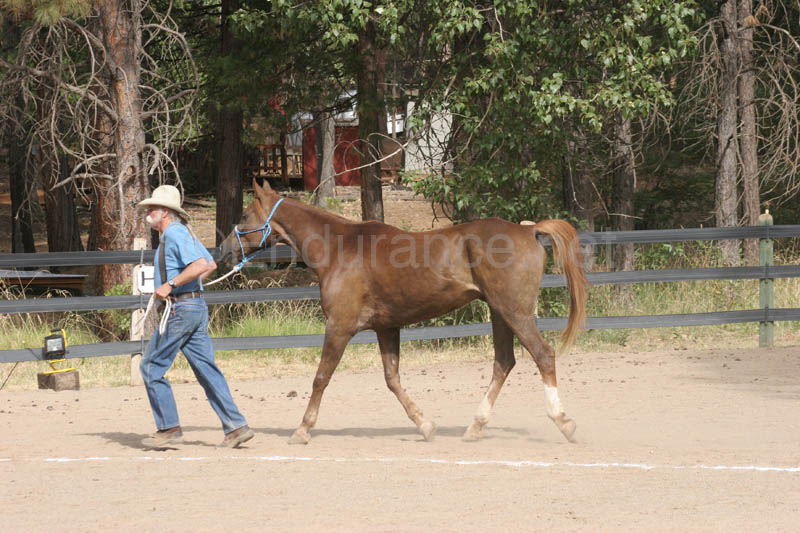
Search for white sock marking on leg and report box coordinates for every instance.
[544,384,563,419]
[475,395,492,425]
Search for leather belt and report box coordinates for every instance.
[170,291,203,301]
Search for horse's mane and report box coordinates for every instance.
[277,194,414,235]
[277,195,355,224]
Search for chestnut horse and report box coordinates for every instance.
[219,180,588,445]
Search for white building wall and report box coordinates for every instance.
[404,101,453,174]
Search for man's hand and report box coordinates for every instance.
[155,282,173,301]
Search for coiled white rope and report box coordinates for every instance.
[139,295,172,336]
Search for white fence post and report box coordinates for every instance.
[130,238,149,386]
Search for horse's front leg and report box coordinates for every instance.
[376,328,436,442]
[288,325,353,445]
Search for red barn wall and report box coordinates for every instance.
[302,126,361,190]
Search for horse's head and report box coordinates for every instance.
[218,179,285,266]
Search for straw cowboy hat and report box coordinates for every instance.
[137,185,189,219]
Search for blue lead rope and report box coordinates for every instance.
[232,197,284,271]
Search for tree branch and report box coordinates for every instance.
[0,56,119,120]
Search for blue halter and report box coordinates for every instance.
[233,197,284,270]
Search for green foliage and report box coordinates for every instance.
[323,197,345,215]
[538,287,569,319]
[198,0,704,225]
[633,241,725,269]
[221,2,352,120]
[272,0,405,48]
[103,283,132,340]
[413,300,490,329]
[405,161,559,222]
[0,0,89,25]
[403,0,698,222]
[242,191,254,208]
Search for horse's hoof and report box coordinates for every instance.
[557,417,577,443]
[288,428,310,445]
[462,423,483,442]
[419,421,437,442]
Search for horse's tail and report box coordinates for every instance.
[532,219,589,354]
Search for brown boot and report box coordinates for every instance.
[141,426,183,449]
[218,425,254,448]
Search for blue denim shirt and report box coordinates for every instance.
[154,221,213,292]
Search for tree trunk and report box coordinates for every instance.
[38,74,82,255]
[94,0,150,293]
[716,0,741,266]
[739,0,759,265]
[563,128,594,267]
[7,95,36,254]
[314,111,336,208]
[63,154,83,250]
[612,114,635,272]
[314,112,324,183]
[356,16,386,222]
[89,80,114,254]
[280,130,288,187]
[215,0,244,246]
[215,107,244,245]
[563,135,594,230]
[43,154,83,253]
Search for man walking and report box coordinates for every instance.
[137,185,254,449]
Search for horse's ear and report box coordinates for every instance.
[253,179,269,202]
[262,179,274,193]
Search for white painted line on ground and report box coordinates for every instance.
[43,457,110,463]
[697,464,800,472]
[1,455,798,473]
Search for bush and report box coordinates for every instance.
[102,283,133,340]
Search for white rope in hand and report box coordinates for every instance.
[202,265,240,287]
[138,294,172,336]
[158,298,171,335]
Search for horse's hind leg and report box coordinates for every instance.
[504,314,576,442]
[288,325,352,445]
[463,308,516,441]
[376,328,436,441]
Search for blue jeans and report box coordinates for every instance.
[141,298,247,434]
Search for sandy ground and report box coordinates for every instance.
[1,345,799,531]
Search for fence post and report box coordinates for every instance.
[130,238,147,385]
[759,210,774,348]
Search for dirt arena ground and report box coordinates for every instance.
[1,344,799,531]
